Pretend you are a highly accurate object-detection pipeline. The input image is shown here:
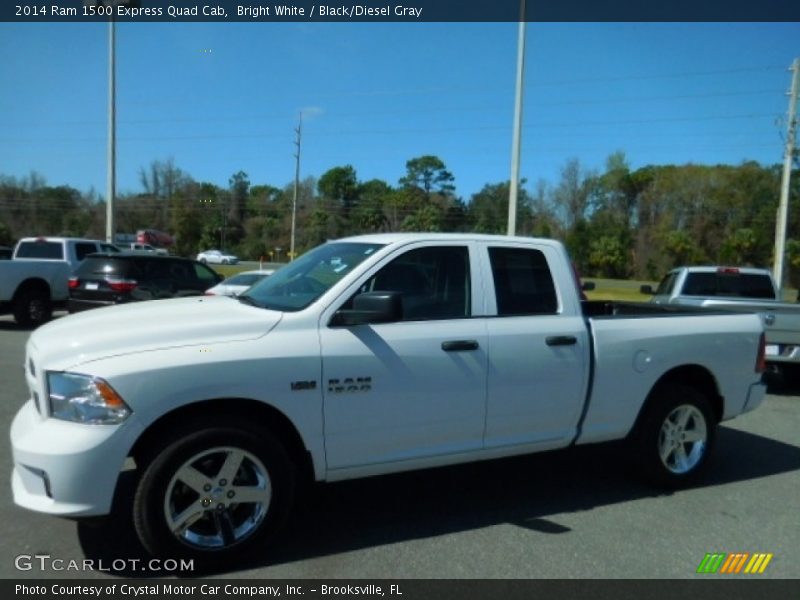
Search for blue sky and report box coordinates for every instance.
[0,22,798,201]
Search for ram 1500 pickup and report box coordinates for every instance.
[0,259,70,326]
[11,234,767,565]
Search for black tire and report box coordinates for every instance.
[13,287,52,328]
[631,383,716,489]
[133,419,295,567]
[200,258,207,264]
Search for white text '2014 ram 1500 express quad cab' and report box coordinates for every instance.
[11,234,767,566]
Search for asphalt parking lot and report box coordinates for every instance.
[0,314,798,580]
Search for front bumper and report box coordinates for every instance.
[10,399,143,517]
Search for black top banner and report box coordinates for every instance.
[4,0,800,22]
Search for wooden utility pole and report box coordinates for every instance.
[507,0,526,236]
[290,112,302,261]
[106,20,116,243]
[773,58,800,296]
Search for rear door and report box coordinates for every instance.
[482,243,590,449]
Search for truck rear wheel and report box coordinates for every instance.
[633,383,716,488]
[13,287,52,328]
[133,420,295,566]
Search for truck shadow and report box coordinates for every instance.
[764,370,800,396]
[76,425,800,578]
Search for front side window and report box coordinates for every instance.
[489,247,558,316]
[357,246,471,321]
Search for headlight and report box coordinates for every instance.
[47,372,131,424]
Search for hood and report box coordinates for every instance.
[29,296,282,370]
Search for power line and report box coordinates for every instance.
[0,89,785,128]
[0,113,781,144]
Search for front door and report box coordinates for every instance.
[321,244,488,471]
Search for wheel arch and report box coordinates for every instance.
[634,364,723,433]
[129,398,315,484]
[12,277,52,300]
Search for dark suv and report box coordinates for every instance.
[68,253,223,313]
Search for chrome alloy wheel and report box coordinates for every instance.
[658,404,708,474]
[163,446,272,550]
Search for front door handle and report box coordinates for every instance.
[442,340,479,352]
[546,335,577,346]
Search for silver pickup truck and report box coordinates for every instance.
[641,266,800,376]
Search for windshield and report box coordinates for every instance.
[242,242,384,311]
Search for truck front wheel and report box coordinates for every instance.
[633,383,716,488]
[133,421,295,566]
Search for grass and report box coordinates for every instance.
[583,277,657,303]
[210,262,285,278]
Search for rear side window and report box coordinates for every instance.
[15,241,64,260]
[683,272,775,299]
[489,247,558,316]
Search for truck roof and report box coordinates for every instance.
[338,232,564,248]
[16,236,108,245]
[671,266,772,276]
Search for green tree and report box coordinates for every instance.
[318,166,359,218]
[721,228,760,265]
[663,229,703,266]
[228,171,250,225]
[468,181,532,235]
[352,179,392,232]
[0,220,13,245]
[399,155,455,200]
[588,235,628,278]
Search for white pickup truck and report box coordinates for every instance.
[11,234,766,565]
[0,260,71,327]
[1,237,120,326]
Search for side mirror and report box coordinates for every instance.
[331,291,403,326]
[581,281,595,291]
[640,285,654,295]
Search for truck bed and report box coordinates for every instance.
[581,300,728,318]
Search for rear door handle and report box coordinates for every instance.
[441,340,479,352]
[546,335,577,346]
